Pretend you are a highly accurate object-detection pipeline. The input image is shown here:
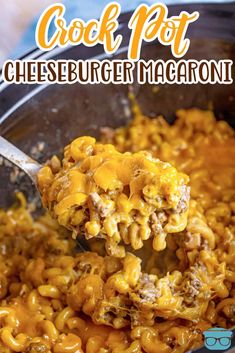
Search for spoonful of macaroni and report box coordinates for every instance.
[0,135,190,257]
[38,136,190,257]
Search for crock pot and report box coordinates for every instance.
[0,3,235,351]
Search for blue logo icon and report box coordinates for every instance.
[203,327,233,350]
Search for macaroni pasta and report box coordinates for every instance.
[38,139,189,257]
[0,108,234,353]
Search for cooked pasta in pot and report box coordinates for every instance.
[37,138,190,257]
[0,108,234,353]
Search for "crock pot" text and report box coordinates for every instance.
[35,2,199,60]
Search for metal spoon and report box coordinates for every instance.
[0,136,41,185]
[0,136,88,251]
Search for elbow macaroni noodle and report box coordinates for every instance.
[0,108,234,352]
[38,139,190,257]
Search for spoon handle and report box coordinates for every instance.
[0,136,41,185]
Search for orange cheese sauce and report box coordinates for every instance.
[38,138,190,257]
[0,108,234,353]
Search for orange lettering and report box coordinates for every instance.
[128,4,199,60]
[171,12,199,57]
[36,4,64,50]
[35,2,198,59]
[99,3,122,53]
[68,20,85,44]
[84,21,99,46]
[128,4,166,61]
